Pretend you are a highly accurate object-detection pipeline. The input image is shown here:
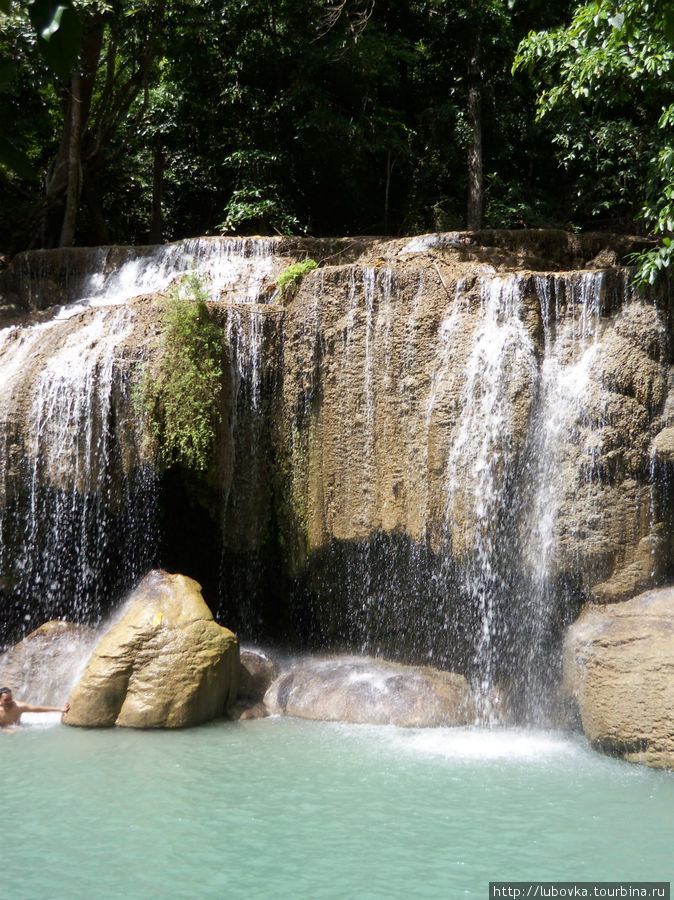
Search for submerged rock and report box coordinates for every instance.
[264,656,475,727]
[65,570,239,728]
[562,586,674,769]
[0,620,98,707]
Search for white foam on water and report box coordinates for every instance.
[19,711,64,729]
[398,726,582,762]
[345,724,584,765]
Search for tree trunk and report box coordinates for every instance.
[84,174,111,244]
[41,23,104,246]
[384,150,392,234]
[59,71,82,247]
[466,29,483,232]
[149,137,164,243]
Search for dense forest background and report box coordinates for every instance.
[1,0,672,279]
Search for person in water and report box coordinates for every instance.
[0,686,69,729]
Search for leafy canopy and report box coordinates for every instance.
[514,0,674,283]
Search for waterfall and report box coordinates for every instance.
[0,238,282,644]
[13,236,282,313]
[438,274,538,718]
[1,235,669,726]
[511,272,607,718]
[0,307,158,642]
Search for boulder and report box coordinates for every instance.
[0,620,98,706]
[65,570,239,728]
[238,648,278,701]
[562,586,674,769]
[264,655,475,727]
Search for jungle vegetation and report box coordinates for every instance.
[0,0,671,279]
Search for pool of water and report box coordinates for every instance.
[5,716,673,898]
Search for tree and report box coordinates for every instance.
[0,0,80,182]
[514,0,674,282]
[1,0,167,247]
[0,0,594,248]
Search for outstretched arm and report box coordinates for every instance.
[17,701,70,714]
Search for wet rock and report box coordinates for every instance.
[0,620,98,707]
[65,570,239,728]
[238,648,278,701]
[585,248,619,269]
[562,586,674,769]
[264,656,475,727]
[2,233,673,678]
[591,526,674,604]
[652,424,674,463]
[229,700,269,720]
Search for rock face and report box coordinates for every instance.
[65,570,239,728]
[1,232,673,712]
[264,656,475,727]
[0,620,98,706]
[562,586,674,769]
[238,648,278,701]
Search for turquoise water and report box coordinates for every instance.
[4,716,673,899]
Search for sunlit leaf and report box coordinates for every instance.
[28,0,81,80]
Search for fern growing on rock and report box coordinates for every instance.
[137,274,223,471]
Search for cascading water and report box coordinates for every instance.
[13,236,281,312]
[515,272,606,714]
[0,306,158,641]
[1,233,670,727]
[0,237,284,646]
[441,274,538,719]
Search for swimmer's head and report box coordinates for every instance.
[0,687,12,700]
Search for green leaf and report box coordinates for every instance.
[0,135,38,180]
[28,0,81,80]
[608,12,625,30]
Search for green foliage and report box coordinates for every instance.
[514,0,674,278]
[0,0,80,180]
[28,0,81,80]
[138,275,223,472]
[276,258,318,296]
[219,182,301,236]
[5,0,660,248]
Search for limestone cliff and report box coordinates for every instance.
[0,231,671,717]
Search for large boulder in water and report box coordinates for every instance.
[0,620,98,706]
[562,586,674,769]
[264,656,475,727]
[64,570,239,728]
